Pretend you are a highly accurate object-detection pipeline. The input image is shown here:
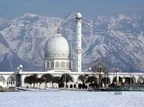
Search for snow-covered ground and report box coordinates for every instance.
[0,91,144,107]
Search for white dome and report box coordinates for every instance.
[45,33,69,59]
[76,12,82,19]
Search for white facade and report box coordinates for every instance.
[0,71,144,88]
[0,72,16,87]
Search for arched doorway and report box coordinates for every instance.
[0,76,5,87]
[113,76,123,84]
[7,76,15,87]
[16,74,21,87]
[101,77,110,86]
[55,61,60,68]
[137,76,144,84]
[124,77,135,84]
[61,62,65,68]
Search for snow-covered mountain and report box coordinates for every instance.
[0,12,144,72]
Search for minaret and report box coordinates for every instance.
[75,12,82,72]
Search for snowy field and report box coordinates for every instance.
[0,90,144,107]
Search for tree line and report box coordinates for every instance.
[24,72,112,89]
[24,73,73,89]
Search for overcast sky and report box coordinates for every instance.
[0,0,144,19]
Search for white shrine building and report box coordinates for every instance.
[0,12,144,88]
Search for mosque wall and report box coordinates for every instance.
[0,71,143,88]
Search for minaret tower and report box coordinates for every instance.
[75,12,82,72]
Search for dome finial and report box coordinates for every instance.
[56,20,65,34]
[57,25,60,34]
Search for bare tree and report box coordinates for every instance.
[59,73,73,87]
[78,75,87,84]
[24,76,32,87]
[36,77,45,88]
[41,73,53,89]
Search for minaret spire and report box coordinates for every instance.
[75,12,82,72]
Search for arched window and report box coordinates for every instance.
[137,76,144,84]
[7,76,14,85]
[0,76,5,84]
[55,62,60,68]
[0,76,5,82]
[49,62,51,68]
[66,62,69,68]
[47,62,49,68]
[69,62,71,69]
[61,61,65,68]
[51,62,54,68]
[7,76,14,82]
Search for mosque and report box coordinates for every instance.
[0,12,144,88]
